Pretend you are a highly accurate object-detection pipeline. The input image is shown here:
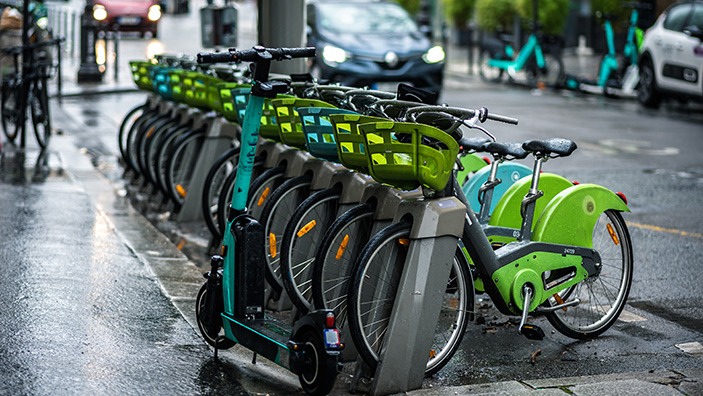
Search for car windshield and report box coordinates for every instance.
[316,2,417,34]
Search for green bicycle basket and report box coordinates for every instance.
[330,113,388,172]
[150,65,174,100]
[218,82,251,123]
[359,121,459,191]
[271,98,336,149]
[193,73,224,112]
[168,69,188,103]
[231,88,294,140]
[298,107,358,162]
[129,60,154,91]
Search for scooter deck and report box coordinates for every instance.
[222,313,293,368]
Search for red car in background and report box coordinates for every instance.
[92,0,162,38]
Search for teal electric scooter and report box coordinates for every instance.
[194,46,343,396]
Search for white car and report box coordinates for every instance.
[638,0,703,107]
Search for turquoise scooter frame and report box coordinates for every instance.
[194,46,343,396]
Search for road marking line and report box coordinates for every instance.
[629,222,703,239]
[617,310,647,323]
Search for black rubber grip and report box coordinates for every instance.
[487,113,519,125]
[197,51,235,64]
[198,46,316,64]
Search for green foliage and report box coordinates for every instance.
[592,0,630,29]
[515,0,569,35]
[475,0,516,32]
[443,0,476,27]
[395,0,421,14]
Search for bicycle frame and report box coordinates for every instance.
[488,34,547,74]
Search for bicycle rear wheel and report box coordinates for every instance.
[202,146,240,239]
[30,77,51,149]
[545,209,633,339]
[347,222,472,376]
[1,79,22,144]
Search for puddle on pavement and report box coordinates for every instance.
[0,146,67,184]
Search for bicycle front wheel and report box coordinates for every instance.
[478,49,504,83]
[347,222,472,376]
[280,187,341,313]
[30,77,51,149]
[1,79,22,144]
[545,210,633,339]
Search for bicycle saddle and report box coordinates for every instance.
[459,136,491,152]
[482,141,529,160]
[522,138,577,158]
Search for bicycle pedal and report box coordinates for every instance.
[519,323,545,341]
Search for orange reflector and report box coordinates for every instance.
[176,184,187,198]
[297,220,317,238]
[269,233,277,258]
[606,223,620,245]
[257,186,271,207]
[398,238,409,246]
[177,239,185,250]
[553,293,568,312]
[429,349,437,359]
[335,234,350,260]
[146,127,155,138]
[220,245,226,256]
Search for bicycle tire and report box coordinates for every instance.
[478,48,504,83]
[118,103,147,166]
[545,209,633,339]
[528,52,564,88]
[259,174,312,293]
[202,146,240,239]
[126,111,164,177]
[154,124,191,197]
[30,77,51,149]
[145,121,188,193]
[312,203,375,317]
[165,128,206,208]
[139,117,178,186]
[280,187,341,313]
[1,79,22,144]
[347,221,472,376]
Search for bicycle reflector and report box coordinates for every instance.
[616,191,628,205]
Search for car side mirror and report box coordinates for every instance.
[683,25,703,41]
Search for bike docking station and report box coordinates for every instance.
[195,47,345,396]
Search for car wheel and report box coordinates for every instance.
[637,59,662,108]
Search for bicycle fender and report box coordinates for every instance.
[462,162,532,214]
[456,153,489,186]
[488,172,573,233]
[532,183,630,248]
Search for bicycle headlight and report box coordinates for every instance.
[322,45,348,65]
[147,4,162,22]
[92,4,107,21]
[422,46,445,64]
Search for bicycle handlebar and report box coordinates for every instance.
[405,105,518,125]
[197,46,316,64]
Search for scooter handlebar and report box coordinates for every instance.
[197,46,316,64]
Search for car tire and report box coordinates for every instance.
[637,58,662,108]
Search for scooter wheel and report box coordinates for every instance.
[296,330,337,396]
[195,284,236,350]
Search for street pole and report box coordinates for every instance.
[77,0,103,82]
[257,0,306,75]
[20,0,30,149]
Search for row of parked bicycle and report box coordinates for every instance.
[118,48,634,394]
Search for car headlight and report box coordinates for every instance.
[92,4,107,21]
[322,45,349,65]
[147,4,162,22]
[422,46,445,64]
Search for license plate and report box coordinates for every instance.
[117,16,140,25]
